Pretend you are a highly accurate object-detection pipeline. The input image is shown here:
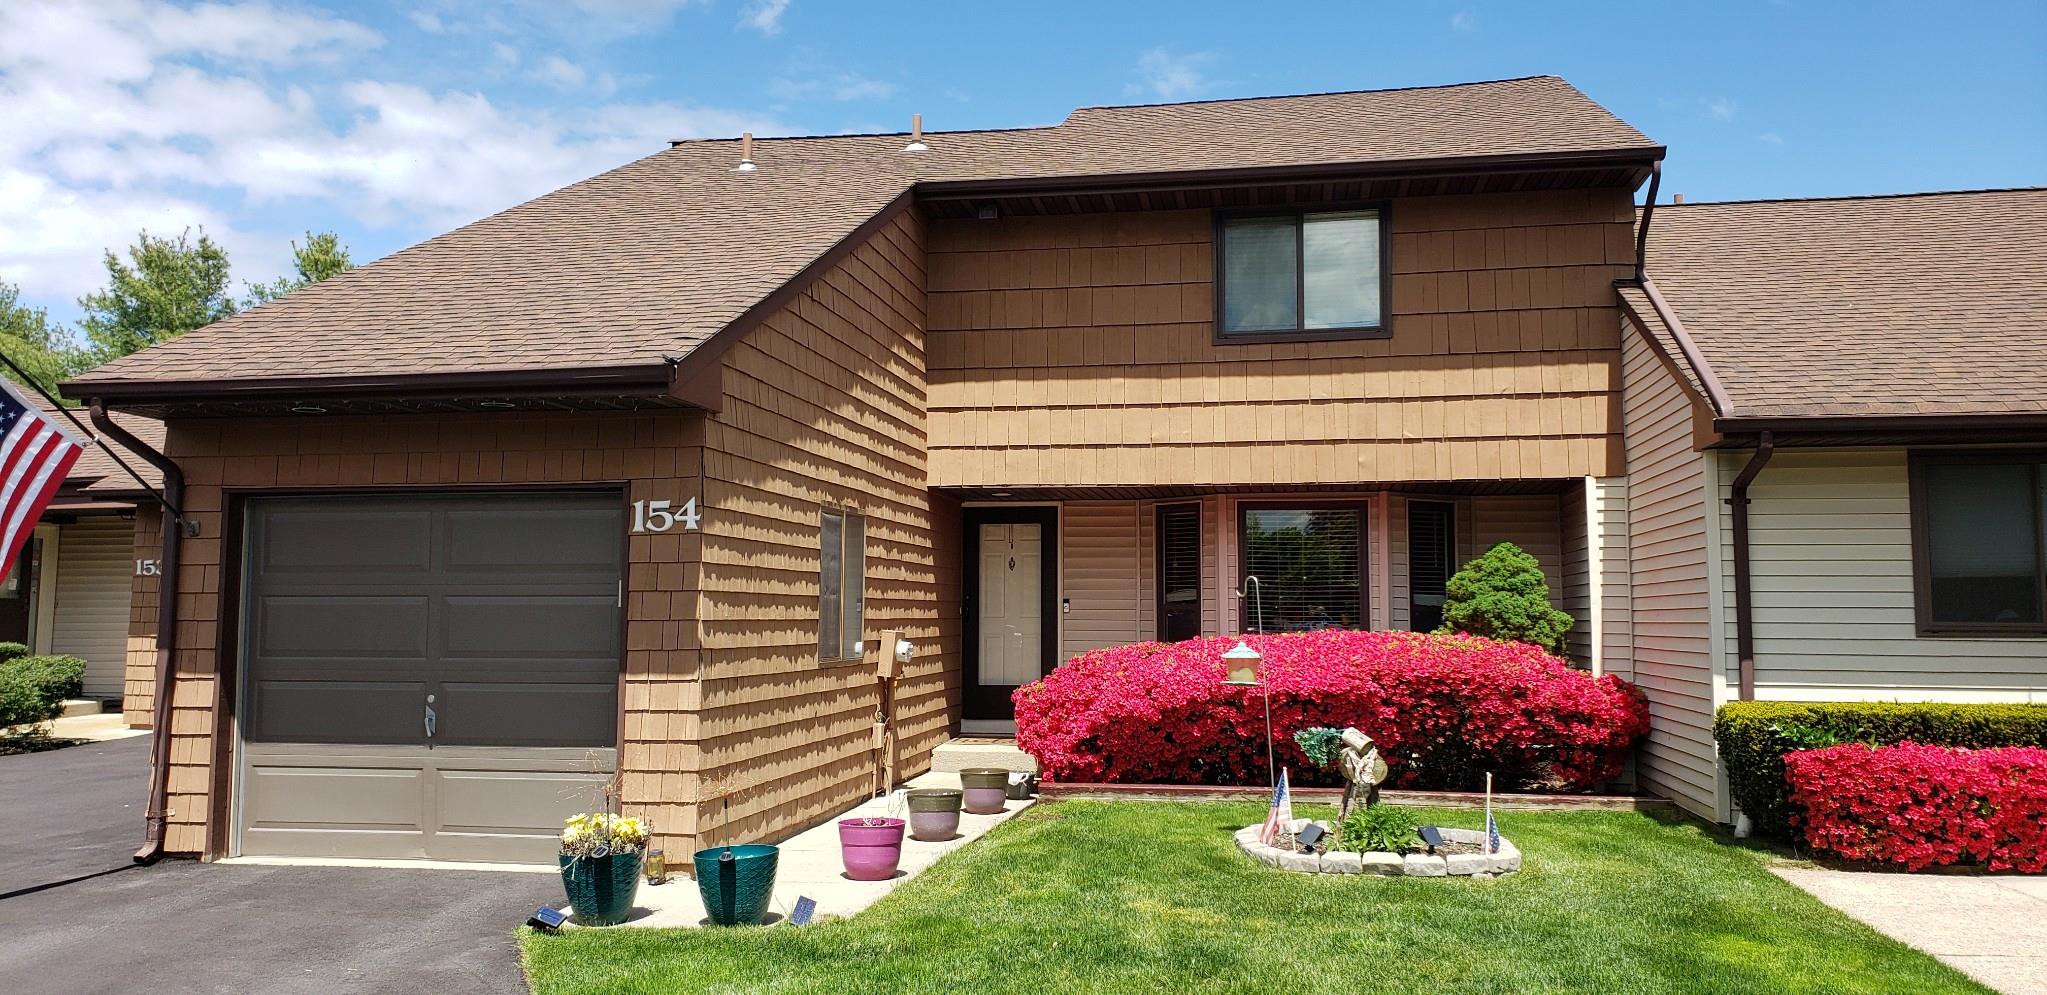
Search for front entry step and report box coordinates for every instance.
[931,736,1038,775]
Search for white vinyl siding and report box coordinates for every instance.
[1618,319,1721,819]
[1714,448,2047,702]
[49,517,133,700]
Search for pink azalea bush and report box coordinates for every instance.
[1012,630,1649,791]
[1784,742,2047,873]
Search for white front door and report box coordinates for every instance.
[978,523,1043,687]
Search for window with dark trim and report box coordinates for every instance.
[1407,501,1456,633]
[1909,452,2047,635]
[1156,503,1203,642]
[1216,208,1388,341]
[1238,502,1369,633]
[819,508,867,661]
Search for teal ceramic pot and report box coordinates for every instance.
[693,844,779,926]
[559,850,644,926]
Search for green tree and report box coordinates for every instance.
[0,282,88,401]
[1435,541,1574,654]
[242,230,354,308]
[77,227,236,364]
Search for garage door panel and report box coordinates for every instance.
[249,680,426,743]
[439,682,615,748]
[255,596,431,658]
[444,507,622,573]
[259,510,434,574]
[442,595,620,659]
[243,765,425,832]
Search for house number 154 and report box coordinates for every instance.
[631,498,701,533]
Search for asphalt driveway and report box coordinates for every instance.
[0,738,557,995]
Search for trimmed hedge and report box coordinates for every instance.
[0,654,87,732]
[1714,701,2047,839]
[1787,743,2047,872]
[1014,630,1650,791]
[0,642,29,664]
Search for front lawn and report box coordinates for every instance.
[521,801,1987,995]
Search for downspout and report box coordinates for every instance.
[1727,431,1774,702]
[1633,161,1661,284]
[89,401,187,864]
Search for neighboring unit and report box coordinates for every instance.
[0,397,162,719]
[58,75,2043,861]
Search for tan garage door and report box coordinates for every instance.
[236,492,623,863]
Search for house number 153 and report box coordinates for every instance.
[631,498,701,533]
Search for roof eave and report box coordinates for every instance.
[915,146,1667,201]
[1713,412,2047,448]
[63,362,687,415]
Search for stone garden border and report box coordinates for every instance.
[1235,825,1521,878]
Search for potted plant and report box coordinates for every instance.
[558,812,650,926]
[838,816,906,880]
[905,787,963,841]
[693,843,780,926]
[959,767,1010,814]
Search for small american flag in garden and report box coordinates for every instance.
[1486,812,1501,855]
[0,378,85,572]
[1258,768,1292,845]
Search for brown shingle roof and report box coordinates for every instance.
[22,393,164,496]
[1637,188,2047,419]
[69,76,1655,392]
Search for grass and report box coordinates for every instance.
[520,800,1988,995]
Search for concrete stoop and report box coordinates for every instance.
[930,736,1038,775]
[59,699,105,718]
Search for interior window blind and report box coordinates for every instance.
[1241,507,1364,632]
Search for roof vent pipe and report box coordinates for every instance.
[1673,193,1685,204]
[735,132,756,172]
[902,114,927,153]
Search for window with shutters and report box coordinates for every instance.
[1909,452,2046,635]
[1156,503,1203,642]
[819,508,867,661]
[1237,503,1368,633]
[1408,501,1456,633]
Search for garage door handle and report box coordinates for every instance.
[424,699,437,744]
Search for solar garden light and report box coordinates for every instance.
[1224,576,1276,788]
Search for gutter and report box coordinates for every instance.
[89,400,190,864]
[63,362,678,409]
[1727,431,1774,702]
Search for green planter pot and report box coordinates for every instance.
[907,788,963,841]
[559,850,644,926]
[693,844,779,926]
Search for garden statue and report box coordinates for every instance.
[1337,728,1389,825]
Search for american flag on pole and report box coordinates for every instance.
[0,379,86,575]
[1257,768,1293,845]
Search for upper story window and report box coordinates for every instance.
[1217,209,1387,340]
[1910,452,2046,635]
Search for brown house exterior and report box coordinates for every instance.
[73,75,1863,862]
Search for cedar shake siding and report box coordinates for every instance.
[687,209,954,851]
[926,190,1637,488]
[124,510,161,726]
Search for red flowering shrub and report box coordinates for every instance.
[1011,630,1649,791]
[1784,742,2047,873]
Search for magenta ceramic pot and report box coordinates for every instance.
[837,817,906,881]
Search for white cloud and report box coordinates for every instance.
[1450,11,1476,31]
[409,10,446,33]
[1703,96,1737,120]
[768,70,895,103]
[1757,132,1785,145]
[739,0,789,34]
[0,0,780,303]
[1127,48,1215,100]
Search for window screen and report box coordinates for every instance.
[1919,460,2044,628]
[1219,210,1383,337]
[1157,504,1202,642]
[819,509,867,660]
[1240,506,1366,632]
[1408,502,1455,633]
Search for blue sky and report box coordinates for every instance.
[4,0,2041,328]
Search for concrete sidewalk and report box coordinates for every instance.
[617,771,1032,928]
[1773,865,2047,995]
